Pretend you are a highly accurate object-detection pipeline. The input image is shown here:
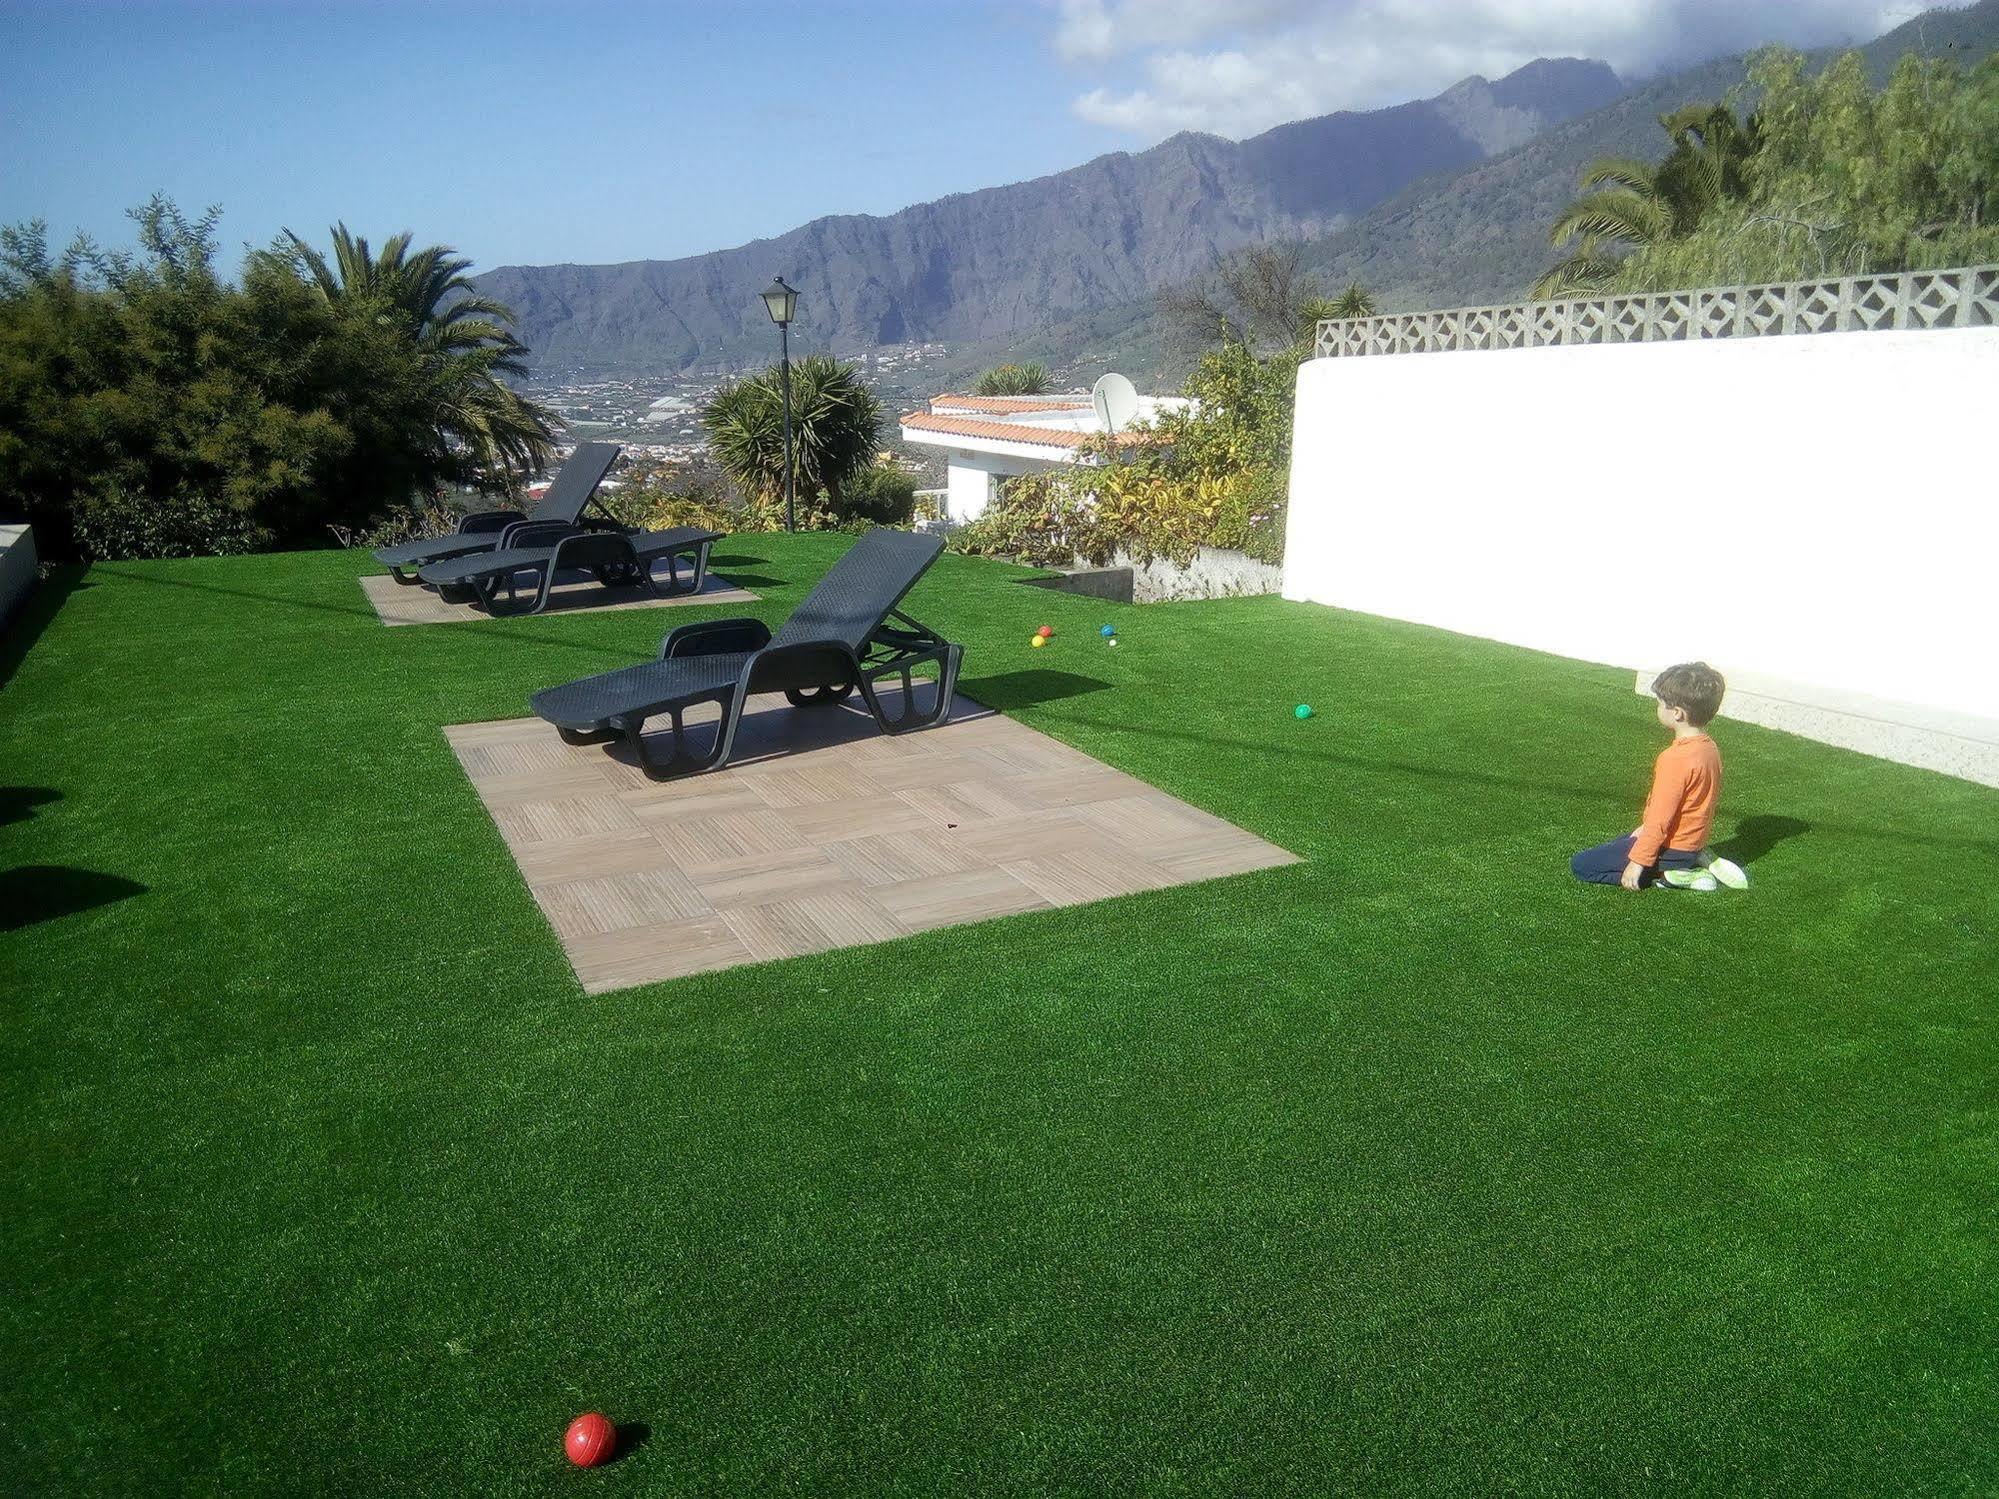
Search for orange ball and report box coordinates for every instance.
[565,1412,617,1468]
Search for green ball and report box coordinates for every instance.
[1294,704,1313,720]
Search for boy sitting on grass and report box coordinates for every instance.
[1571,661,1749,893]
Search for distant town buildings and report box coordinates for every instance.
[519,341,965,484]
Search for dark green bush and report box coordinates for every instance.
[0,197,551,562]
[70,481,270,560]
[833,463,918,527]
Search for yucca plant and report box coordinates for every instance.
[700,354,882,518]
[1328,282,1377,320]
[973,362,1052,396]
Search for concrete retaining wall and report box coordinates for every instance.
[1016,546,1282,606]
[0,524,36,631]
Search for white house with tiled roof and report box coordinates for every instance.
[899,391,1191,522]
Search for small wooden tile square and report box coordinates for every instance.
[869,867,1051,932]
[721,890,905,962]
[648,809,809,872]
[691,845,851,911]
[569,915,751,993]
[533,866,712,939]
[823,830,990,887]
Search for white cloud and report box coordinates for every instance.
[1057,0,1966,141]
[1054,0,1321,62]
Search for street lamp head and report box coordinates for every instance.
[760,275,799,327]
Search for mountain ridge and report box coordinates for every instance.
[479,58,1625,371]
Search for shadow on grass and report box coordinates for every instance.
[0,568,94,691]
[959,669,1111,710]
[2,786,61,828]
[0,865,147,932]
[1713,815,1812,863]
[710,553,769,568]
[85,566,721,665]
[709,571,786,591]
[607,1421,650,1467]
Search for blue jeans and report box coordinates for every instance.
[1570,834,1702,887]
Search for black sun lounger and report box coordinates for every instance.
[415,525,723,615]
[372,442,623,583]
[530,528,962,780]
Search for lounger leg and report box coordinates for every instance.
[621,686,749,780]
[531,563,558,615]
[859,644,961,734]
[648,546,706,599]
[557,725,620,746]
[652,553,681,597]
[388,566,421,586]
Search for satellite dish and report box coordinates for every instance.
[1092,372,1140,435]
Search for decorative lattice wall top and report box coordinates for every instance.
[1313,265,1999,359]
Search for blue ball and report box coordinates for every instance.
[1100,625,1116,637]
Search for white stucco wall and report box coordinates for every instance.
[942,451,1069,522]
[1284,326,1999,782]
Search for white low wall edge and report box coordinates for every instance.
[1634,665,1999,789]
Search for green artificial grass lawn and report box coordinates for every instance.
[2,536,1995,1495]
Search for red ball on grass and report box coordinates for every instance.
[1036,625,1053,638]
[565,1412,617,1468]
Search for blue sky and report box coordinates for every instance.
[2,0,1957,273]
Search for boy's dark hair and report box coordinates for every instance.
[1652,661,1726,727]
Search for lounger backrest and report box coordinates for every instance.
[770,529,946,653]
[526,443,622,523]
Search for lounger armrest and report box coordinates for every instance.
[501,519,582,549]
[659,617,771,660]
[458,508,526,535]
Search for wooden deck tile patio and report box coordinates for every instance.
[445,687,1299,993]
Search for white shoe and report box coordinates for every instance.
[1660,868,1719,892]
[1705,856,1749,889]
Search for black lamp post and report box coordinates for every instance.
[760,275,800,532]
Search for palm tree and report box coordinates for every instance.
[1534,104,1760,297]
[259,225,554,481]
[702,355,882,514]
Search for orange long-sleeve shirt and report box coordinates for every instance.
[1630,733,1722,867]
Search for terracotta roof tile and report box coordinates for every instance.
[899,412,1095,449]
[898,411,1156,450]
[928,394,1093,414]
